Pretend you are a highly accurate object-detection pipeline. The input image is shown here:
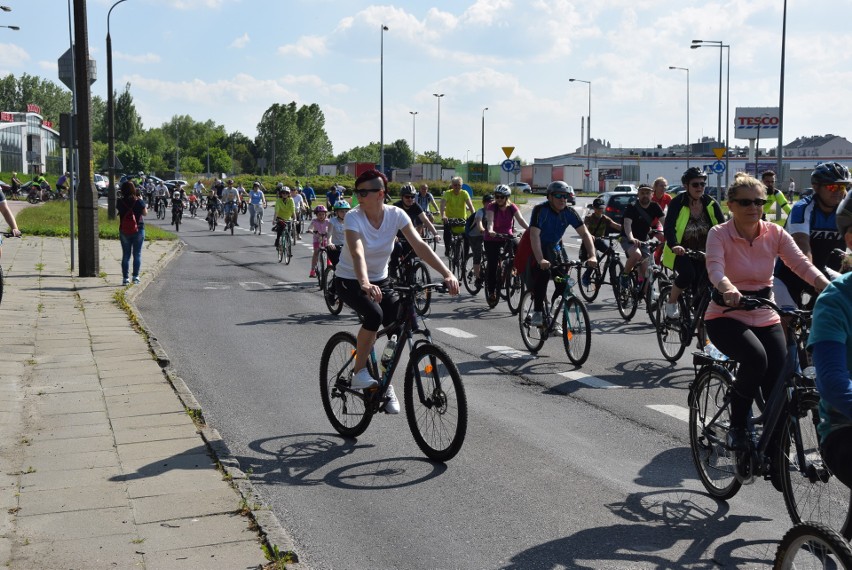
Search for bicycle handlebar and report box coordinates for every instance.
[723,295,810,322]
[445,218,466,226]
[2,231,22,238]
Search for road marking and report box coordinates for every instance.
[486,346,537,359]
[437,327,476,339]
[239,281,270,290]
[647,404,690,423]
[203,281,231,290]
[557,370,621,388]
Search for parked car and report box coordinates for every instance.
[667,184,684,195]
[508,181,531,193]
[612,184,638,193]
[593,191,637,225]
[165,179,188,191]
[94,173,109,197]
[704,186,720,200]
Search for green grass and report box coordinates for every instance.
[15,201,177,241]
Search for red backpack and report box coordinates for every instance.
[120,201,139,235]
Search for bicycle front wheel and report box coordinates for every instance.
[505,265,523,315]
[319,332,374,437]
[462,253,481,296]
[615,272,639,321]
[576,263,600,302]
[655,285,689,362]
[562,297,591,366]
[323,266,343,315]
[688,365,741,500]
[404,343,467,462]
[778,395,852,538]
[284,235,292,265]
[774,521,852,570]
[518,290,546,353]
[412,261,432,316]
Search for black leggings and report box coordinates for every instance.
[673,254,705,291]
[335,278,398,332]
[705,318,787,429]
[821,427,852,489]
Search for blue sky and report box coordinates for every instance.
[1,0,849,164]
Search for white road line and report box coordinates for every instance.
[647,404,690,423]
[437,327,477,339]
[486,346,537,359]
[239,281,270,290]
[557,370,621,389]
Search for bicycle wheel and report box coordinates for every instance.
[645,273,665,327]
[576,263,601,303]
[615,271,639,321]
[323,266,343,315]
[230,216,234,235]
[174,212,180,232]
[462,253,482,296]
[609,258,624,299]
[277,241,284,263]
[688,365,742,500]
[284,234,293,265]
[778,395,852,538]
[452,240,465,280]
[0,265,4,306]
[412,261,432,316]
[563,297,591,366]
[774,521,852,570]
[518,290,546,353]
[404,343,467,462]
[319,332,374,437]
[655,285,689,362]
[505,265,523,315]
[316,250,327,288]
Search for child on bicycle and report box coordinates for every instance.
[274,187,295,248]
[327,199,350,267]
[307,205,332,278]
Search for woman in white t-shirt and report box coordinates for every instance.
[335,169,459,411]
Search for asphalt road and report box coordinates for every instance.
[135,201,794,569]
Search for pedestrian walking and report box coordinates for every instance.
[116,181,148,285]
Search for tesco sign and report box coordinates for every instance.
[734,106,781,140]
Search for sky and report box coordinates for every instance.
[1,0,850,165]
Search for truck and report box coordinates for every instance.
[532,164,553,190]
[551,165,586,189]
[344,162,376,178]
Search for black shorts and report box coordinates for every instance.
[335,278,399,332]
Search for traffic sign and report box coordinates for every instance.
[712,147,726,160]
[501,159,515,173]
[584,169,591,177]
[502,146,515,159]
[711,160,726,174]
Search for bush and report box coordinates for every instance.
[15,200,176,241]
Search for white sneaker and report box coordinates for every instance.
[350,367,378,390]
[530,311,543,326]
[665,302,680,320]
[552,321,563,336]
[384,384,400,414]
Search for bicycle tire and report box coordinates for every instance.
[404,343,467,462]
[609,258,624,299]
[779,394,852,538]
[688,365,742,500]
[0,265,4,306]
[277,241,284,263]
[774,521,852,569]
[284,234,292,265]
[174,213,180,233]
[316,250,327,289]
[323,266,343,315]
[451,240,464,280]
[615,271,639,321]
[240,201,247,214]
[645,273,665,327]
[655,285,689,362]
[576,263,601,303]
[412,261,432,316]
[518,290,546,353]
[462,253,482,296]
[505,265,523,315]
[563,297,591,366]
[319,331,374,437]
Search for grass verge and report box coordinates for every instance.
[15,201,177,241]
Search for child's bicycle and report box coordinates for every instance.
[319,282,467,462]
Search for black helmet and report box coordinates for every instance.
[482,193,494,203]
[837,191,852,234]
[546,181,570,195]
[400,183,416,196]
[811,162,852,186]
[681,167,708,185]
[494,184,511,197]
[592,198,605,208]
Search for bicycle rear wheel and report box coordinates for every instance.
[615,271,639,321]
[277,241,284,263]
[505,266,523,315]
[404,343,467,462]
[319,332,374,437]
[412,261,432,316]
[563,297,591,366]
[323,266,343,315]
[462,253,481,295]
[774,521,852,570]
[452,240,465,280]
[688,365,741,500]
[576,263,600,302]
[518,290,546,353]
[0,265,4,306]
[655,285,689,362]
[779,394,852,538]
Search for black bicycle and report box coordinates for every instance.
[613,239,666,323]
[688,297,851,538]
[485,233,524,315]
[444,218,467,281]
[322,250,343,315]
[275,220,293,265]
[389,239,432,316]
[655,249,710,362]
[320,283,467,461]
[462,240,486,296]
[575,234,624,303]
[774,521,852,569]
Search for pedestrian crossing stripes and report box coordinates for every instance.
[647,404,690,423]
[557,370,620,389]
[437,327,477,339]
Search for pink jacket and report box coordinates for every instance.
[705,220,822,327]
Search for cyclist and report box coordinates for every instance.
[661,167,724,320]
[580,197,622,287]
[205,190,221,223]
[291,186,306,239]
[390,183,441,274]
[10,172,21,198]
[620,183,665,288]
[326,184,342,210]
[221,179,240,229]
[415,183,439,233]
[154,180,169,214]
[0,185,22,258]
[704,173,829,453]
[56,171,71,196]
[307,205,332,278]
[484,184,529,303]
[247,181,267,233]
[335,169,459,412]
[273,186,295,248]
[439,176,475,259]
[774,162,849,309]
[326,199,350,267]
[466,194,493,288]
[302,183,316,210]
[809,190,852,489]
[170,189,184,226]
[524,180,597,327]
[760,170,791,222]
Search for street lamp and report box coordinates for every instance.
[691,40,730,193]
[433,93,444,159]
[481,107,488,181]
[379,24,388,174]
[668,66,690,168]
[107,0,129,219]
[0,25,19,30]
[409,111,418,160]
[0,6,11,11]
[568,78,591,192]
[776,0,788,179]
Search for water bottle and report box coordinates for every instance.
[380,335,397,373]
[704,341,728,361]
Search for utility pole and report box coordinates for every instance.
[74,0,98,276]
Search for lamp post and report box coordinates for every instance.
[0,25,19,30]
[409,111,418,160]
[433,93,444,159]
[481,106,488,182]
[379,24,388,174]
[691,40,730,194]
[568,78,591,192]
[0,6,12,11]
[668,66,690,168]
[107,0,129,219]
[776,0,788,180]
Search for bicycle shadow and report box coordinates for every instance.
[606,358,693,390]
[590,316,655,336]
[236,311,356,327]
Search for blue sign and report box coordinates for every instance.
[513,160,521,172]
[461,183,473,199]
[711,160,726,174]
[501,159,515,173]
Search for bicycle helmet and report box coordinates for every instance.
[811,162,852,186]
[172,191,180,200]
[494,184,511,197]
[482,193,494,204]
[681,166,708,185]
[546,181,570,195]
[314,204,327,214]
[592,198,606,208]
[400,183,416,196]
[837,191,852,234]
[333,200,351,210]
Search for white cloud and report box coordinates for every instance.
[278,35,328,58]
[230,33,249,49]
[461,0,512,26]
[114,52,161,64]
[0,43,29,69]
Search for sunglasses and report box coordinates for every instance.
[824,183,849,193]
[730,198,768,207]
[355,188,381,198]
[495,195,508,200]
[402,195,415,199]
[550,193,568,199]
[690,182,707,188]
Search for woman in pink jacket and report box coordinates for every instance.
[705,173,830,452]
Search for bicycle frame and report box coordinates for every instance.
[545,261,584,333]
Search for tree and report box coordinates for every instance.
[256,101,333,175]
[114,82,142,142]
[91,95,107,143]
[335,142,380,165]
[116,142,151,174]
[180,156,203,174]
[384,139,413,169]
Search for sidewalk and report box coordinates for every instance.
[0,228,295,569]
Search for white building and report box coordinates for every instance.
[0,104,66,175]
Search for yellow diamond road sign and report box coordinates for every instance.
[712,147,726,159]
[502,146,515,159]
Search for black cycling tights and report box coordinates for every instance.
[705,318,787,430]
[821,427,852,489]
[335,278,398,332]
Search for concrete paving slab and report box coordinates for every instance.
[131,487,241,525]
[124,467,228,500]
[15,506,134,540]
[138,512,257,552]
[104,382,177,398]
[34,410,108,429]
[111,412,191,431]
[9,532,144,570]
[27,421,113,442]
[22,449,119,473]
[116,439,207,463]
[16,483,129,516]
[113,423,198,446]
[18,465,122,493]
[106,396,185,418]
[141,539,266,569]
